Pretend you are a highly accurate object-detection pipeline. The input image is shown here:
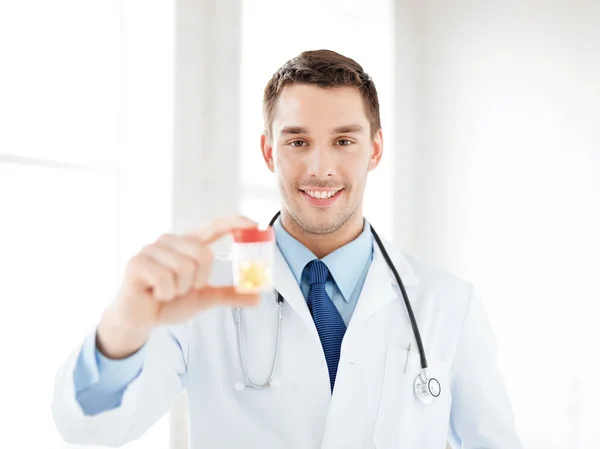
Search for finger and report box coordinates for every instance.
[178,286,260,311]
[157,235,212,289]
[143,241,196,297]
[157,234,204,261]
[134,254,177,301]
[157,286,260,324]
[197,286,261,307]
[187,216,258,245]
[192,247,213,289]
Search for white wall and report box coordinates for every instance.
[393,0,420,251]
[170,0,243,447]
[399,1,600,447]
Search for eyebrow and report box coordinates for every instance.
[279,126,308,136]
[332,124,364,134]
[278,124,365,137]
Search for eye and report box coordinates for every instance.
[337,139,353,146]
[289,140,307,148]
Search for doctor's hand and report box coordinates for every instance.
[96,216,261,359]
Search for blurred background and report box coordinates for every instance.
[0,0,598,448]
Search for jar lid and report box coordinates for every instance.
[232,226,275,243]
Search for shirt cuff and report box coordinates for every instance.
[73,331,147,393]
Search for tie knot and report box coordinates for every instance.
[306,260,329,286]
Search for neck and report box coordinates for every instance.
[280,208,364,259]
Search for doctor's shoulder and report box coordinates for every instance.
[390,244,505,357]
[381,237,475,307]
[384,245,482,348]
[399,250,475,308]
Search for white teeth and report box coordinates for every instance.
[306,190,337,199]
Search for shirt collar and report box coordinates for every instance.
[273,217,374,302]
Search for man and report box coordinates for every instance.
[52,50,523,448]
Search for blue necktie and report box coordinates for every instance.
[306,260,347,393]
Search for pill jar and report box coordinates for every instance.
[231,226,275,294]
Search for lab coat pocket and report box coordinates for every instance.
[373,347,452,449]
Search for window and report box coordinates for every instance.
[0,2,172,448]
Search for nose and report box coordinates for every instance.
[306,145,336,178]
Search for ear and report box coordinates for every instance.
[260,133,275,173]
[368,129,384,172]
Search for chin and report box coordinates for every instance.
[296,209,347,235]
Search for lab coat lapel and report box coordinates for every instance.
[349,241,420,329]
[272,246,315,331]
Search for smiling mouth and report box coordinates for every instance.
[298,188,344,207]
[300,189,342,199]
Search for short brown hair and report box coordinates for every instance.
[262,49,381,140]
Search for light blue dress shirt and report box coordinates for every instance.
[273,218,373,327]
[73,218,374,415]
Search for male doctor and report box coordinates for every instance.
[52,50,523,448]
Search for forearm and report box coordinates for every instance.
[96,304,152,359]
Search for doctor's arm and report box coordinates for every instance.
[448,289,524,449]
[52,323,190,447]
[51,216,261,447]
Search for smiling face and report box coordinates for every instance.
[261,84,383,235]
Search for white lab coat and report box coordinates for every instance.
[52,240,523,449]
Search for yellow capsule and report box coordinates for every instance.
[237,260,270,293]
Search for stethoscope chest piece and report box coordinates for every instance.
[414,370,441,406]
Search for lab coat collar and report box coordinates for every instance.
[382,239,420,289]
[273,245,317,332]
[347,237,420,329]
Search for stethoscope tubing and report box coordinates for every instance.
[233,212,437,403]
[267,211,428,371]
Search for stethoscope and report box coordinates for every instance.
[233,212,441,406]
